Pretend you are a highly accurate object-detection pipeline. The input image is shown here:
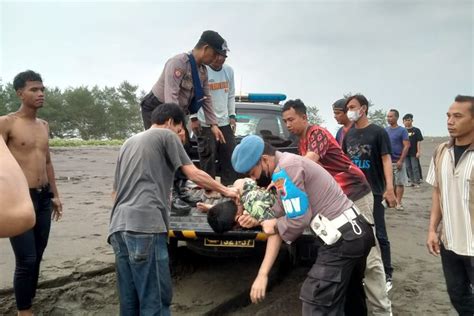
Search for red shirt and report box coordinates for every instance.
[299,125,371,201]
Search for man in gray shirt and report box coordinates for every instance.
[109,103,237,315]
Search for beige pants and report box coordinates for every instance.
[354,192,392,315]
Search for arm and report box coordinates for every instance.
[381,154,396,207]
[0,137,35,237]
[181,164,237,199]
[163,58,182,105]
[227,67,236,131]
[397,139,410,168]
[304,151,320,163]
[45,123,63,221]
[427,187,442,256]
[416,141,422,159]
[250,232,282,303]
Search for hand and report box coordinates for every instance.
[250,274,268,304]
[237,214,260,228]
[196,202,213,213]
[261,218,278,235]
[427,231,440,256]
[230,118,236,134]
[396,161,402,170]
[178,128,186,144]
[191,120,201,136]
[211,125,226,144]
[383,189,396,208]
[416,152,421,159]
[223,186,239,200]
[51,197,63,221]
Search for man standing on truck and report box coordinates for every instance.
[140,30,229,211]
[194,50,237,185]
[109,103,238,315]
[281,99,392,314]
[232,135,375,315]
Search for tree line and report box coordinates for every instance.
[0,81,144,140]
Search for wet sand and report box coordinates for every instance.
[0,137,456,315]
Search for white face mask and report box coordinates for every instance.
[347,109,361,122]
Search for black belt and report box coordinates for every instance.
[29,184,54,198]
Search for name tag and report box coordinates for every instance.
[272,169,309,218]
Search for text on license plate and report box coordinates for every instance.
[204,238,255,248]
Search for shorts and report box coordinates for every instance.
[392,162,408,186]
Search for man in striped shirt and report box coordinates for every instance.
[426,95,474,315]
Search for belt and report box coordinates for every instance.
[331,206,362,234]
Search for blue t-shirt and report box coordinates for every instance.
[385,126,409,161]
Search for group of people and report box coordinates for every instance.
[0,29,472,316]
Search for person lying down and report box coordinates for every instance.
[197,178,276,233]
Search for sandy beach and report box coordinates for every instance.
[0,137,457,315]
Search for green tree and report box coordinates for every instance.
[368,108,387,127]
[306,105,324,125]
[0,82,20,115]
[65,86,107,140]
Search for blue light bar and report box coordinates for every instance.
[235,93,287,103]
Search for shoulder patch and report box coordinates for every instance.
[174,68,184,79]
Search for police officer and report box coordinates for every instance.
[232,135,375,315]
[140,30,228,143]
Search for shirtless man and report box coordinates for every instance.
[0,70,62,316]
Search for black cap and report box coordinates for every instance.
[199,30,229,56]
[332,98,348,111]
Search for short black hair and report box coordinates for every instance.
[403,113,413,120]
[389,109,399,118]
[346,94,369,115]
[263,142,276,156]
[282,99,307,115]
[455,95,474,116]
[151,103,185,125]
[207,200,237,234]
[13,70,43,91]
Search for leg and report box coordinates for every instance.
[405,156,414,184]
[217,125,237,186]
[395,185,404,206]
[411,157,422,185]
[10,229,37,313]
[354,194,392,315]
[109,232,140,316]
[300,220,374,316]
[372,194,393,281]
[440,244,474,315]
[197,126,217,179]
[121,232,172,316]
[31,193,52,299]
[140,92,162,130]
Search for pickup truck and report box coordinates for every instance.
[169,96,317,262]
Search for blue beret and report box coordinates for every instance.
[232,135,264,173]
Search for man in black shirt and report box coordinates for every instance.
[342,94,397,291]
[402,114,424,186]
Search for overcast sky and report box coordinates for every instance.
[1,0,472,136]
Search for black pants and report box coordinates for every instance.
[300,215,375,315]
[9,186,52,310]
[140,91,162,130]
[440,244,474,315]
[197,125,237,186]
[373,194,393,280]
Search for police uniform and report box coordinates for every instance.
[140,30,228,129]
[140,52,217,129]
[232,135,376,316]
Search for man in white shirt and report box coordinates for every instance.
[194,54,237,185]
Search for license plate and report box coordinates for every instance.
[204,238,255,248]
